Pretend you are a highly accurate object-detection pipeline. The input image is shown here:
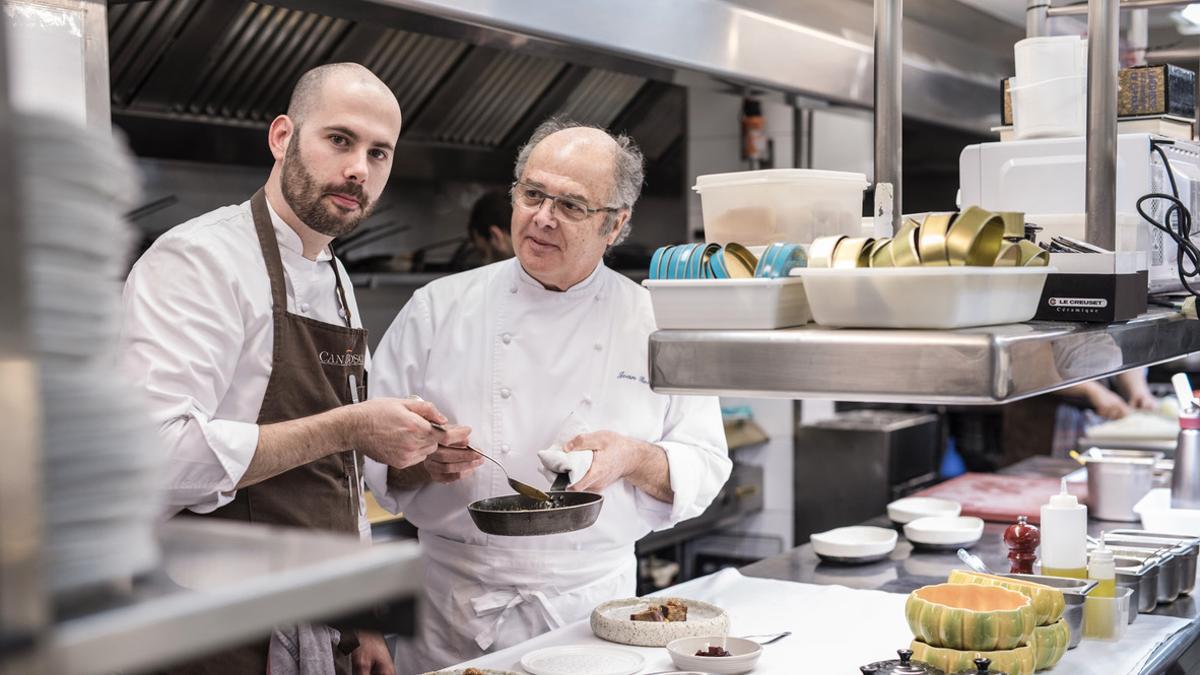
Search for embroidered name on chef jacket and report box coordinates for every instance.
[617,371,649,385]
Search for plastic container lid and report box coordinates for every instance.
[693,168,869,191]
[1090,538,1115,565]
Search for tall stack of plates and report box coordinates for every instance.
[19,113,162,598]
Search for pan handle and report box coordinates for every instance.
[549,448,597,491]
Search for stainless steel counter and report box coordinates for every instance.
[649,310,1200,404]
[740,457,1200,673]
[48,519,423,675]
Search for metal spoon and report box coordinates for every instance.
[429,421,551,502]
[740,631,792,645]
[957,548,993,575]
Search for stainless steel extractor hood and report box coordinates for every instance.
[106,0,684,180]
[107,0,1014,177]
[332,0,1013,132]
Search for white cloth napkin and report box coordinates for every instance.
[453,568,1192,674]
[536,411,594,486]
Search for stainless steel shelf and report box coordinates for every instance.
[649,310,1200,404]
[48,519,422,675]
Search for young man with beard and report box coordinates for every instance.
[119,63,468,674]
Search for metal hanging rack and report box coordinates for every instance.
[648,0,1200,404]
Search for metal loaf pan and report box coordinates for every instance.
[1101,544,1180,603]
[1106,530,1198,595]
[1114,554,1159,613]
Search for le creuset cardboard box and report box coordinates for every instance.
[1034,252,1148,322]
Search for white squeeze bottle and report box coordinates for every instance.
[1040,479,1088,579]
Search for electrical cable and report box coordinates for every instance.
[1136,139,1200,298]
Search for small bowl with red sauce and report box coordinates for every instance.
[665,636,762,674]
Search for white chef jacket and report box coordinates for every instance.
[364,257,730,668]
[119,197,369,535]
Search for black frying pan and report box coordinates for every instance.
[467,472,603,536]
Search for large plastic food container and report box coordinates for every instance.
[642,278,811,329]
[693,169,868,246]
[792,267,1052,329]
[1134,488,1200,535]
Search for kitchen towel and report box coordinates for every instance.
[536,410,594,486]
[450,568,1191,675]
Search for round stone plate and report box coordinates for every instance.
[590,597,730,647]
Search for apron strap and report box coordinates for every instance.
[327,243,353,329]
[250,189,289,314]
[251,189,354,329]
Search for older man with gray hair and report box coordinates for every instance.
[365,118,731,670]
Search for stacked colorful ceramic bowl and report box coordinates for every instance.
[643,242,812,329]
[793,206,1055,330]
[806,207,1050,270]
[649,241,806,280]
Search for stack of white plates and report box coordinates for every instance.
[20,113,162,597]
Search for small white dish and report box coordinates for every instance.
[887,497,961,525]
[904,516,985,551]
[520,645,645,675]
[810,526,897,564]
[666,636,762,674]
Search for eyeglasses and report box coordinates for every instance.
[510,181,620,223]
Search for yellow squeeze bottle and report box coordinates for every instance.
[1088,536,1116,597]
[1040,479,1088,580]
[1084,536,1119,639]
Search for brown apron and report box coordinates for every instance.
[168,189,368,675]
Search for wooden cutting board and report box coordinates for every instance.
[911,473,1088,524]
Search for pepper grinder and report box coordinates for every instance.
[1004,515,1040,574]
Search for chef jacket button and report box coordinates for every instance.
[500,444,511,454]
[509,286,518,294]
[593,343,603,351]
[499,387,512,399]
[338,307,347,319]
[583,395,592,404]
[501,333,512,344]
[300,302,311,313]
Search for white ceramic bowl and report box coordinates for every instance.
[904,516,985,550]
[666,636,762,674]
[810,526,897,563]
[887,497,961,525]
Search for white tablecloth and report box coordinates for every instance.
[448,568,1192,675]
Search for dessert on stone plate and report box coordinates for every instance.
[629,598,689,622]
